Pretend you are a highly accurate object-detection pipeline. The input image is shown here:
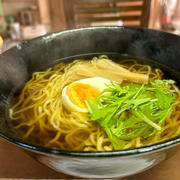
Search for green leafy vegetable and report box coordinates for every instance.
[86,80,178,149]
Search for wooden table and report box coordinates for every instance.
[0,138,179,180]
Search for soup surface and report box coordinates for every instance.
[9,55,180,151]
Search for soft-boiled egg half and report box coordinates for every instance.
[62,77,112,112]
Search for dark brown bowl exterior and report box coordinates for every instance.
[0,26,180,178]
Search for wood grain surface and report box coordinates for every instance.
[0,138,179,180]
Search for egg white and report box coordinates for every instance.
[62,77,112,112]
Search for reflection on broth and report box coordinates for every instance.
[9,55,180,151]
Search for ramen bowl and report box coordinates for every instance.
[0,26,180,179]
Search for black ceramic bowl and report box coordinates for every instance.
[0,26,180,179]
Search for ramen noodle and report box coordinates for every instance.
[9,55,180,151]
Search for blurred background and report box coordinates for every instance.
[0,0,179,52]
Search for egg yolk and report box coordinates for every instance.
[66,83,100,108]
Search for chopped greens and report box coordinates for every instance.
[86,80,178,149]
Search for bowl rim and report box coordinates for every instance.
[0,26,180,157]
[1,133,180,157]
